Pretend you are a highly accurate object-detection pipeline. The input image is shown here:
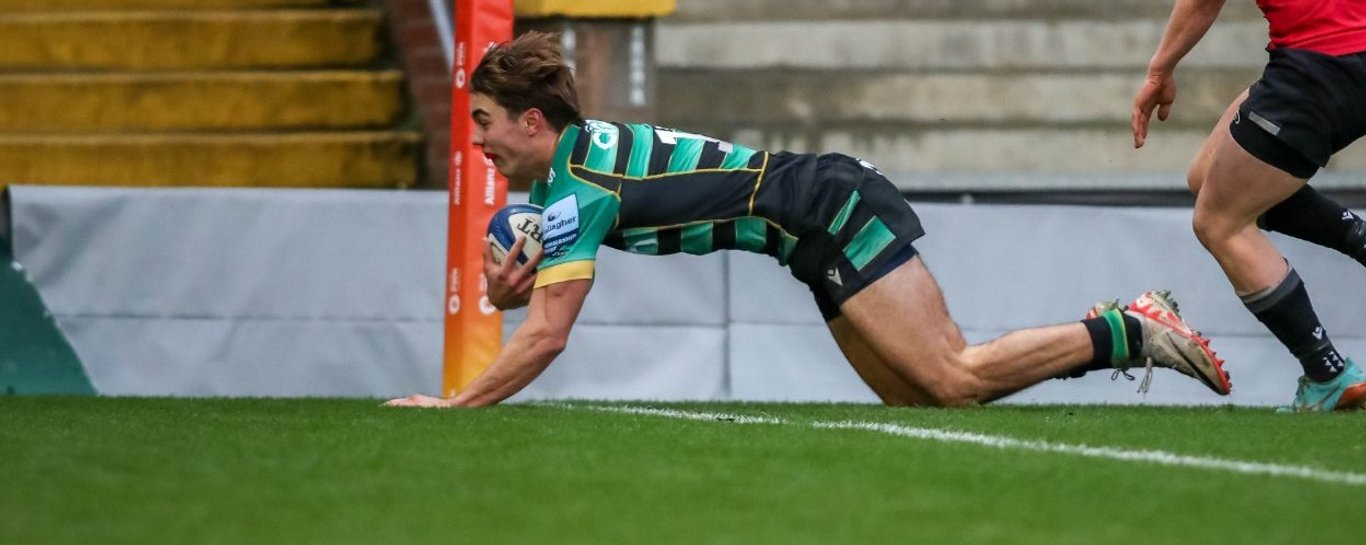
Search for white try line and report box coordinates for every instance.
[574,404,785,425]
[815,421,1366,487]
[563,405,1366,488]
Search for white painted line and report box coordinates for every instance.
[566,405,1366,488]
[574,404,785,425]
[816,421,1366,487]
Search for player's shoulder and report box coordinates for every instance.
[576,119,674,142]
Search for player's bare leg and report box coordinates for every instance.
[1193,119,1365,410]
[827,317,935,406]
[1193,91,1366,269]
[836,256,1097,406]
[1186,90,1248,197]
[1191,124,1303,293]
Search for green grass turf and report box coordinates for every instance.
[2,398,1363,545]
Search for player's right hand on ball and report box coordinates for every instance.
[483,236,542,310]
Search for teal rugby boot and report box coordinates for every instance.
[1278,358,1366,413]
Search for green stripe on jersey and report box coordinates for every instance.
[843,217,896,270]
[778,233,798,264]
[622,228,659,255]
[681,223,714,255]
[719,144,757,170]
[626,124,654,178]
[585,125,620,172]
[828,191,861,235]
[736,217,767,253]
[667,138,704,173]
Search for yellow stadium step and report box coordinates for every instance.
[0,132,422,188]
[0,0,365,10]
[0,71,405,132]
[0,10,383,70]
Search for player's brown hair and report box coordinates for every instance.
[471,31,584,131]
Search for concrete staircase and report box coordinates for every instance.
[656,0,1366,194]
[0,0,420,188]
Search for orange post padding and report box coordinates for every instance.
[443,0,513,396]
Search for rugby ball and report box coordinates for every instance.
[486,204,544,265]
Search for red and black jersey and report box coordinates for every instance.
[1257,0,1366,55]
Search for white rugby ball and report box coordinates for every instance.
[486,203,544,265]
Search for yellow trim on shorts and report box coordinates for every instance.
[535,261,595,288]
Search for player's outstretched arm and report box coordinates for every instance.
[384,278,591,408]
[1133,0,1226,148]
[483,236,544,310]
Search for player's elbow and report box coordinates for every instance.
[525,325,569,359]
[535,335,568,358]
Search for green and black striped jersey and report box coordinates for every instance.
[531,120,806,288]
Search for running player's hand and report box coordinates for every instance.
[483,236,543,310]
[1132,72,1177,148]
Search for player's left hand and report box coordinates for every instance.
[383,394,455,408]
[484,237,543,310]
[1132,72,1177,149]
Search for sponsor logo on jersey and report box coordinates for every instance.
[826,267,843,286]
[586,120,619,150]
[542,195,581,258]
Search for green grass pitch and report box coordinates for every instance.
[2,398,1363,545]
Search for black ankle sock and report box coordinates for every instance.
[1079,317,1114,374]
[1073,310,1144,375]
[1242,268,1347,382]
[1259,185,1366,265]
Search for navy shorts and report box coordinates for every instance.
[782,154,926,321]
[1230,47,1366,178]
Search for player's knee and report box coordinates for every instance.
[1186,164,1205,196]
[923,387,977,408]
[1191,207,1231,250]
[918,370,981,408]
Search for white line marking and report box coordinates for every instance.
[565,405,1366,487]
[566,404,784,425]
[816,421,1366,487]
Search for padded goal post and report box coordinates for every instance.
[443,0,513,396]
[443,0,675,396]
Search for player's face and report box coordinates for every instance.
[471,93,539,182]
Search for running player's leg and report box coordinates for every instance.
[1259,186,1366,268]
[1192,70,1364,409]
[1190,93,1366,266]
[1191,125,1302,295]
[1186,89,1245,197]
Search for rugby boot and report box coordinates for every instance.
[1278,358,1366,412]
[1085,291,1232,396]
